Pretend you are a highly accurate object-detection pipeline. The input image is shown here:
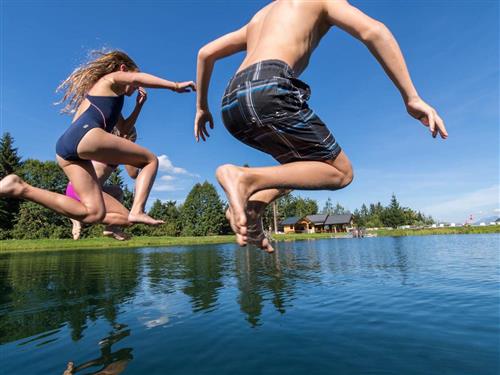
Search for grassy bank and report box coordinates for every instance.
[0,235,236,253]
[0,226,498,253]
[374,225,500,237]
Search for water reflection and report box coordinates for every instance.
[1,235,498,375]
[63,323,132,375]
[0,250,140,344]
[1,238,495,344]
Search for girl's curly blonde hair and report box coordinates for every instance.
[56,50,138,114]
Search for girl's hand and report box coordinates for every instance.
[136,87,147,105]
[174,81,196,93]
[194,108,214,142]
[406,97,448,139]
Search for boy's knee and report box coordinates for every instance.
[341,167,354,188]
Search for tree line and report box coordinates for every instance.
[0,133,433,239]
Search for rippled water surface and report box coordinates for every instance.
[1,234,499,375]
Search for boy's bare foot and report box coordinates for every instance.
[216,164,250,236]
[226,207,247,246]
[63,361,74,375]
[103,226,131,241]
[0,174,26,198]
[70,219,82,240]
[246,209,274,253]
[128,212,164,226]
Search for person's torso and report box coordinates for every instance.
[239,0,331,76]
[71,94,124,132]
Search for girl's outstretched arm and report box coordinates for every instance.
[195,26,247,142]
[109,71,195,92]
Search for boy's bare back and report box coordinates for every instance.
[241,0,330,75]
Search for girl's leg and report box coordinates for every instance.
[217,150,354,238]
[61,158,130,226]
[0,160,129,225]
[101,184,130,240]
[76,128,162,225]
[70,218,82,240]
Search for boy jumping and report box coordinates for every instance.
[194,0,447,252]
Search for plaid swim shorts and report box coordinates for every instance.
[221,59,341,164]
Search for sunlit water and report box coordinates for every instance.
[1,234,499,375]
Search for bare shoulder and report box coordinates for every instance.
[321,0,352,23]
[248,1,275,24]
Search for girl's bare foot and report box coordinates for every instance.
[103,225,131,241]
[128,212,164,226]
[216,164,250,236]
[0,174,26,198]
[70,218,82,240]
[226,207,247,246]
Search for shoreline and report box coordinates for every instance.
[0,226,498,253]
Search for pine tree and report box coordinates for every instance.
[0,133,22,231]
[333,202,346,214]
[322,198,334,214]
[147,199,181,236]
[107,168,125,188]
[0,132,21,177]
[180,182,226,236]
[381,193,405,228]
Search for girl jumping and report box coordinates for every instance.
[0,50,195,227]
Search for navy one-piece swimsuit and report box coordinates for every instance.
[56,94,124,161]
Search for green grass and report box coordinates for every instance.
[0,235,236,253]
[374,225,500,237]
[1,225,498,253]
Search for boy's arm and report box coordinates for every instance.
[195,26,247,142]
[324,0,447,139]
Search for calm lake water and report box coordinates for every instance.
[0,234,499,375]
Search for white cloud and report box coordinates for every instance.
[153,183,180,192]
[157,154,199,177]
[153,155,199,193]
[422,185,499,222]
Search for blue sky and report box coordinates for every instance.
[1,0,498,223]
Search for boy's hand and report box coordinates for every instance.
[136,87,147,105]
[194,109,214,142]
[406,97,448,139]
[174,81,196,93]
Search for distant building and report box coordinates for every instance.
[280,213,353,234]
[324,213,353,233]
[306,214,329,233]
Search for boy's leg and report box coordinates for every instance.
[227,188,290,252]
[217,150,353,238]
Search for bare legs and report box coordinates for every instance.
[100,185,130,241]
[77,128,163,225]
[227,188,289,252]
[1,128,163,229]
[217,150,353,252]
[0,164,130,226]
